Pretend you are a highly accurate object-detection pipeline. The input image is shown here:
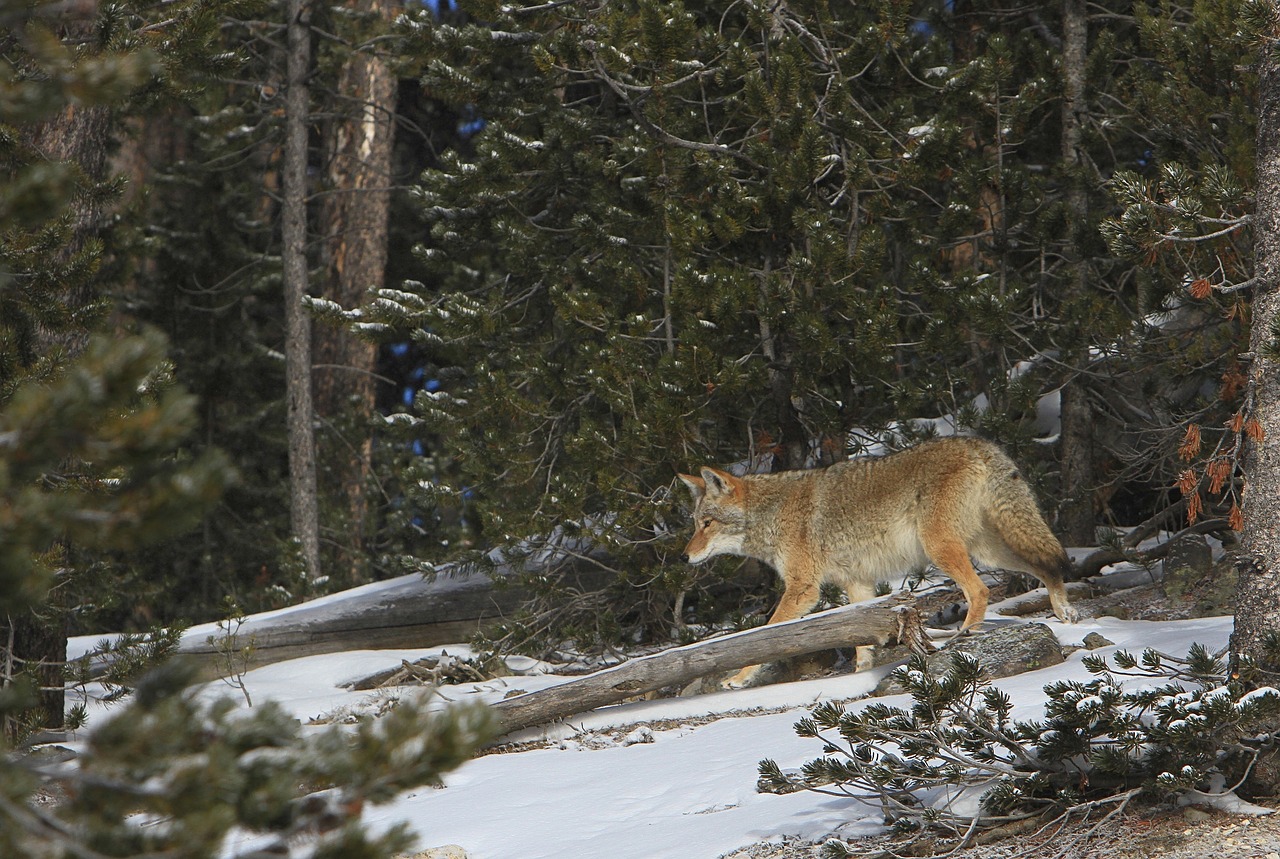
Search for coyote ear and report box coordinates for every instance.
[699,466,740,498]
[677,473,706,501]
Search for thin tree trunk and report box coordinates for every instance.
[315,0,398,586]
[1057,0,1096,547]
[757,255,807,472]
[1230,34,1280,794]
[283,0,321,581]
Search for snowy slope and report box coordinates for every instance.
[71,594,1235,859]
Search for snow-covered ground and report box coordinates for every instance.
[68,581,1235,859]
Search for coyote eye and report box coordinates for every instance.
[701,518,714,529]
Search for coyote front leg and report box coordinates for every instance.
[722,575,820,689]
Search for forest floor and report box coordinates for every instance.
[720,802,1280,859]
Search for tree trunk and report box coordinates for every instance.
[283,0,321,582]
[1056,0,1096,548]
[757,257,808,472]
[315,0,398,586]
[1230,35,1280,793]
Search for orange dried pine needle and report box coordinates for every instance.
[1207,458,1232,495]
[1187,490,1203,525]
[1179,424,1202,461]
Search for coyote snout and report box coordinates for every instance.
[678,437,1078,688]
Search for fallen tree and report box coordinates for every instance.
[78,554,612,680]
[488,591,918,739]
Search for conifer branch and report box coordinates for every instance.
[590,57,764,171]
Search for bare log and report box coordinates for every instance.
[77,556,611,680]
[489,592,914,739]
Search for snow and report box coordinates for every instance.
[67,588,1243,859]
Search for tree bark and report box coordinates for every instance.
[1056,0,1096,547]
[1230,33,1280,794]
[489,593,912,738]
[283,0,321,581]
[1232,39,1280,670]
[315,0,398,586]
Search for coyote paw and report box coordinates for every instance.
[1059,605,1080,624]
[722,667,759,689]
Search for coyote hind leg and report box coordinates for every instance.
[922,536,990,632]
[971,534,1080,625]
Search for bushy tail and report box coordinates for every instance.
[988,470,1075,583]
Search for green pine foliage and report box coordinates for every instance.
[349,0,1158,653]
[1,0,291,632]
[761,646,1280,848]
[1,660,493,858]
[0,331,231,617]
[117,78,303,621]
[1100,0,1270,526]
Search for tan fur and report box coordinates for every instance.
[678,437,1078,687]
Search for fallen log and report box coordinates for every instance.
[75,553,611,680]
[489,591,915,739]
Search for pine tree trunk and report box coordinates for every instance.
[1232,38,1280,678]
[283,0,321,581]
[1056,0,1096,547]
[29,102,112,357]
[1230,34,1280,794]
[315,0,398,586]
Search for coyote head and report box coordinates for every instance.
[677,467,747,563]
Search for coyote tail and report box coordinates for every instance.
[988,469,1075,582]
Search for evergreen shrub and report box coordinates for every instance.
[760,644,1280,854]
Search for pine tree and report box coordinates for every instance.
[762,644,1280,845]
[112,7,318,620]
[100,0,408,616]
[2,655,491,858]
[2,0,161,738]
[282,0,323,584]
[1099,0,1262,532]
[343,0,1163,653]
[0,0,254,734]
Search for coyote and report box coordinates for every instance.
[678,437,1079,687]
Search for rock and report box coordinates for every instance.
[1083,632,1115,650]
[874,623,1064,696]
[1161,533,1237,618]
[1163,533,1213,583]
